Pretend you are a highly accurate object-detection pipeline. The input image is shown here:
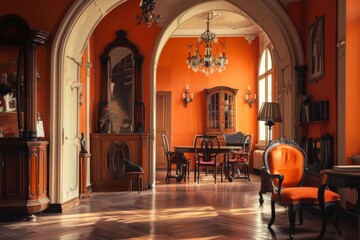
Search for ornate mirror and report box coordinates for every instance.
[0,14,50,140]
[99,30,144,133]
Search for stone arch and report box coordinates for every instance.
[50,0,304,202]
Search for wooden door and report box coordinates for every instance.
[156,92,171,170]
[63,57,80,201]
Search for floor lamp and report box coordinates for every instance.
[257,102,282,144]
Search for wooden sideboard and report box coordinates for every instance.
[0,14,50,219]
[90,133,149,191]
[0,140,49,217]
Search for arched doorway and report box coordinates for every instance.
[49,0,304,204]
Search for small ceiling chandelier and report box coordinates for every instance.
[186,12,228,76]
[135,0,161,27]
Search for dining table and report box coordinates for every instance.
[174,145,242,182]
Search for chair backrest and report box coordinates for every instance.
[242,134,253,154]
[161,133,170,153]
[223,132,246,146]
[161,133,187,163]
[263,138,306,189]
[193,135,220,162]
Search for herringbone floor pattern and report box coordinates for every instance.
[0,172,358,240]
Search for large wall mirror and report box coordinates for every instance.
[0,44,24,138]
[0,14,49,140]
[99,30,144,133]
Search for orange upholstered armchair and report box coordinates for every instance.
[263,138,340,240]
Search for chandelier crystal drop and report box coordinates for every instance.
[186,12,228,76]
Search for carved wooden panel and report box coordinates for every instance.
[90,133,148,191]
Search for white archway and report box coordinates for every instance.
[50,0,304,204]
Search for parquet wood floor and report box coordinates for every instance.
[0,172,358,240]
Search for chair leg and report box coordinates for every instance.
[299,206,303,225]
[194,164,197,182]
[288,206,296,240]
[176,164,184,183]
[213,165,216,184]
[268,200,276,228]
[197,164,200,184]
[236,163,241,177]
[334,203,341,234]
[220,163,223,182]
[259,190,264,205]
[227,163,233,182]
[187,162,190,180]
[317,185,328,240]
[245,164,250,181]
[182,164,187,182]
[166,163,170,181]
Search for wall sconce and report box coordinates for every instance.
[182,84,193,107]
[245,85,256,108]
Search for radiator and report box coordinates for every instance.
[345,188,358,206]
[253,150,264,170]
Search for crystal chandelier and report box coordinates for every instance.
[135,0,161,27]
[186,12,228,76]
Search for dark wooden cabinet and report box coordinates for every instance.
[90,133,149,191]
[0,14,50,217]
[0,141,49,215]
[92,30,149,192]
[204,86,238,144]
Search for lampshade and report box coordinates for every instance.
[257,102,282,129]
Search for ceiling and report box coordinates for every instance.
[171,10,262,43]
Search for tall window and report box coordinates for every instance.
[258,47,273,144]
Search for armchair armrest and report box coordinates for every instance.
[263,170,284,199]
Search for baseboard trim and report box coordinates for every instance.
[44,197,80,213]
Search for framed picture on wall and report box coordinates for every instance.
[309,16,324,83]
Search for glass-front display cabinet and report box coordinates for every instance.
[0,14,50,219]
[205,86,238,143]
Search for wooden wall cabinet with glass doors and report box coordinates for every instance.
[205,86,238,144]
[0,14,50,218]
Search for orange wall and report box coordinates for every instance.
[79,48,88,134]
[305,0,337,138]
[287,0,338,157]
[346,0,360,161]
[287,1,306,48]
[157,37,260,148]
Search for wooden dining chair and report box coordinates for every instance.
[263,138,341,240]
[161,133,190,182]
[193,135,221,184]
[226,134,253,182]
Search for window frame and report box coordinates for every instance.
[257,47,274,145]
